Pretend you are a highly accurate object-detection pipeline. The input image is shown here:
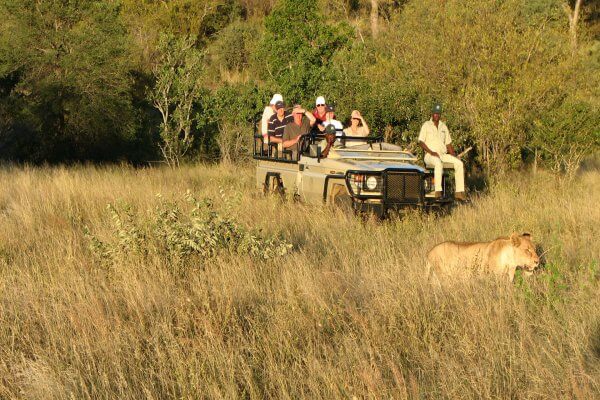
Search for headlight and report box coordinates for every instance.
[366,176,378,190]
[346,173,382,196]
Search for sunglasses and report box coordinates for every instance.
[317,104,325,107]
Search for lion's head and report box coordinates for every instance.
[510,233,540,272]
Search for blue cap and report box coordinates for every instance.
[431,104,442,114]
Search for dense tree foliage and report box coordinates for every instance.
[0,0,597,173]
[0,0,139,161]
[150,34,204,167]
[255,0,352,103]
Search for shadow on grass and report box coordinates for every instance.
[589,321,600,360]
[579,154,600,174]
[535,243,549,270]
[467,168,488,193]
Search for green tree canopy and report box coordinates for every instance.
[389,0,599,173]
[255,0,352,104]
[0,0,137,161]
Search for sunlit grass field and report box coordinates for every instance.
[0,163,599,399]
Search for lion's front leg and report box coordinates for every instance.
[506,266,517,283]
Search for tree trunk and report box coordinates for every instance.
[568,0,584,54]
[370,0,379,38]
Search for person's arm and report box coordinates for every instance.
[444,126,455,156]
[282,135,302,148]
[305,111,316,127]
[320,133,337,158]
[418,123,439,158]
[419,141,440,158]
[360,117,370,136]
[261,109,270,136]
[446,144,456,156]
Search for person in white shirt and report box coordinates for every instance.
[418,104,466,201]
[321,105,343,136]
[261,93,282,141]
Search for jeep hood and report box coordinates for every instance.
[329,158,425,173]
[301,151,425,172]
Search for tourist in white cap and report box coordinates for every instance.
[261,93,283,140]
[312,96,327,130]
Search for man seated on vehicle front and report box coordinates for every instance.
[282,105,315,157]
[267,100,292,144]
[418,104,466,201]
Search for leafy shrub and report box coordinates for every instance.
[85,191,292,267]
[0,0,138,162]
[320,43,422,146]
[196,82,270,162]
[528,99,600,176]
[149,34,204,167]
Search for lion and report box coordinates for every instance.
[425,233,540,283]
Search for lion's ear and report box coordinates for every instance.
[522,232,531,238]
[510,233,521,247]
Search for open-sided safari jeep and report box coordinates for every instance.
[253,123,456,217]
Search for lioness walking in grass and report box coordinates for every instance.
[426,233,540,283]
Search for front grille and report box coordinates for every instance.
[385,172,421,203]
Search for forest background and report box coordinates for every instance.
[0,0,598,174]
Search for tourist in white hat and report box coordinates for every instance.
[312,96,327,131]
[343,110,370,137]
[261,93,283,140]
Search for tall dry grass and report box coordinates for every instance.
[0,163,599,399]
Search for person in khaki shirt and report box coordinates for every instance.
[282,105,315,156]
[418,104,466,201]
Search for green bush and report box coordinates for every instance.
[0,0,139,162]
[529,99,600,176]
[196,82,270,162]
[86,191,293,269]
[320,43,422,145]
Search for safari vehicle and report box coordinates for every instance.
[253,126,456,217]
